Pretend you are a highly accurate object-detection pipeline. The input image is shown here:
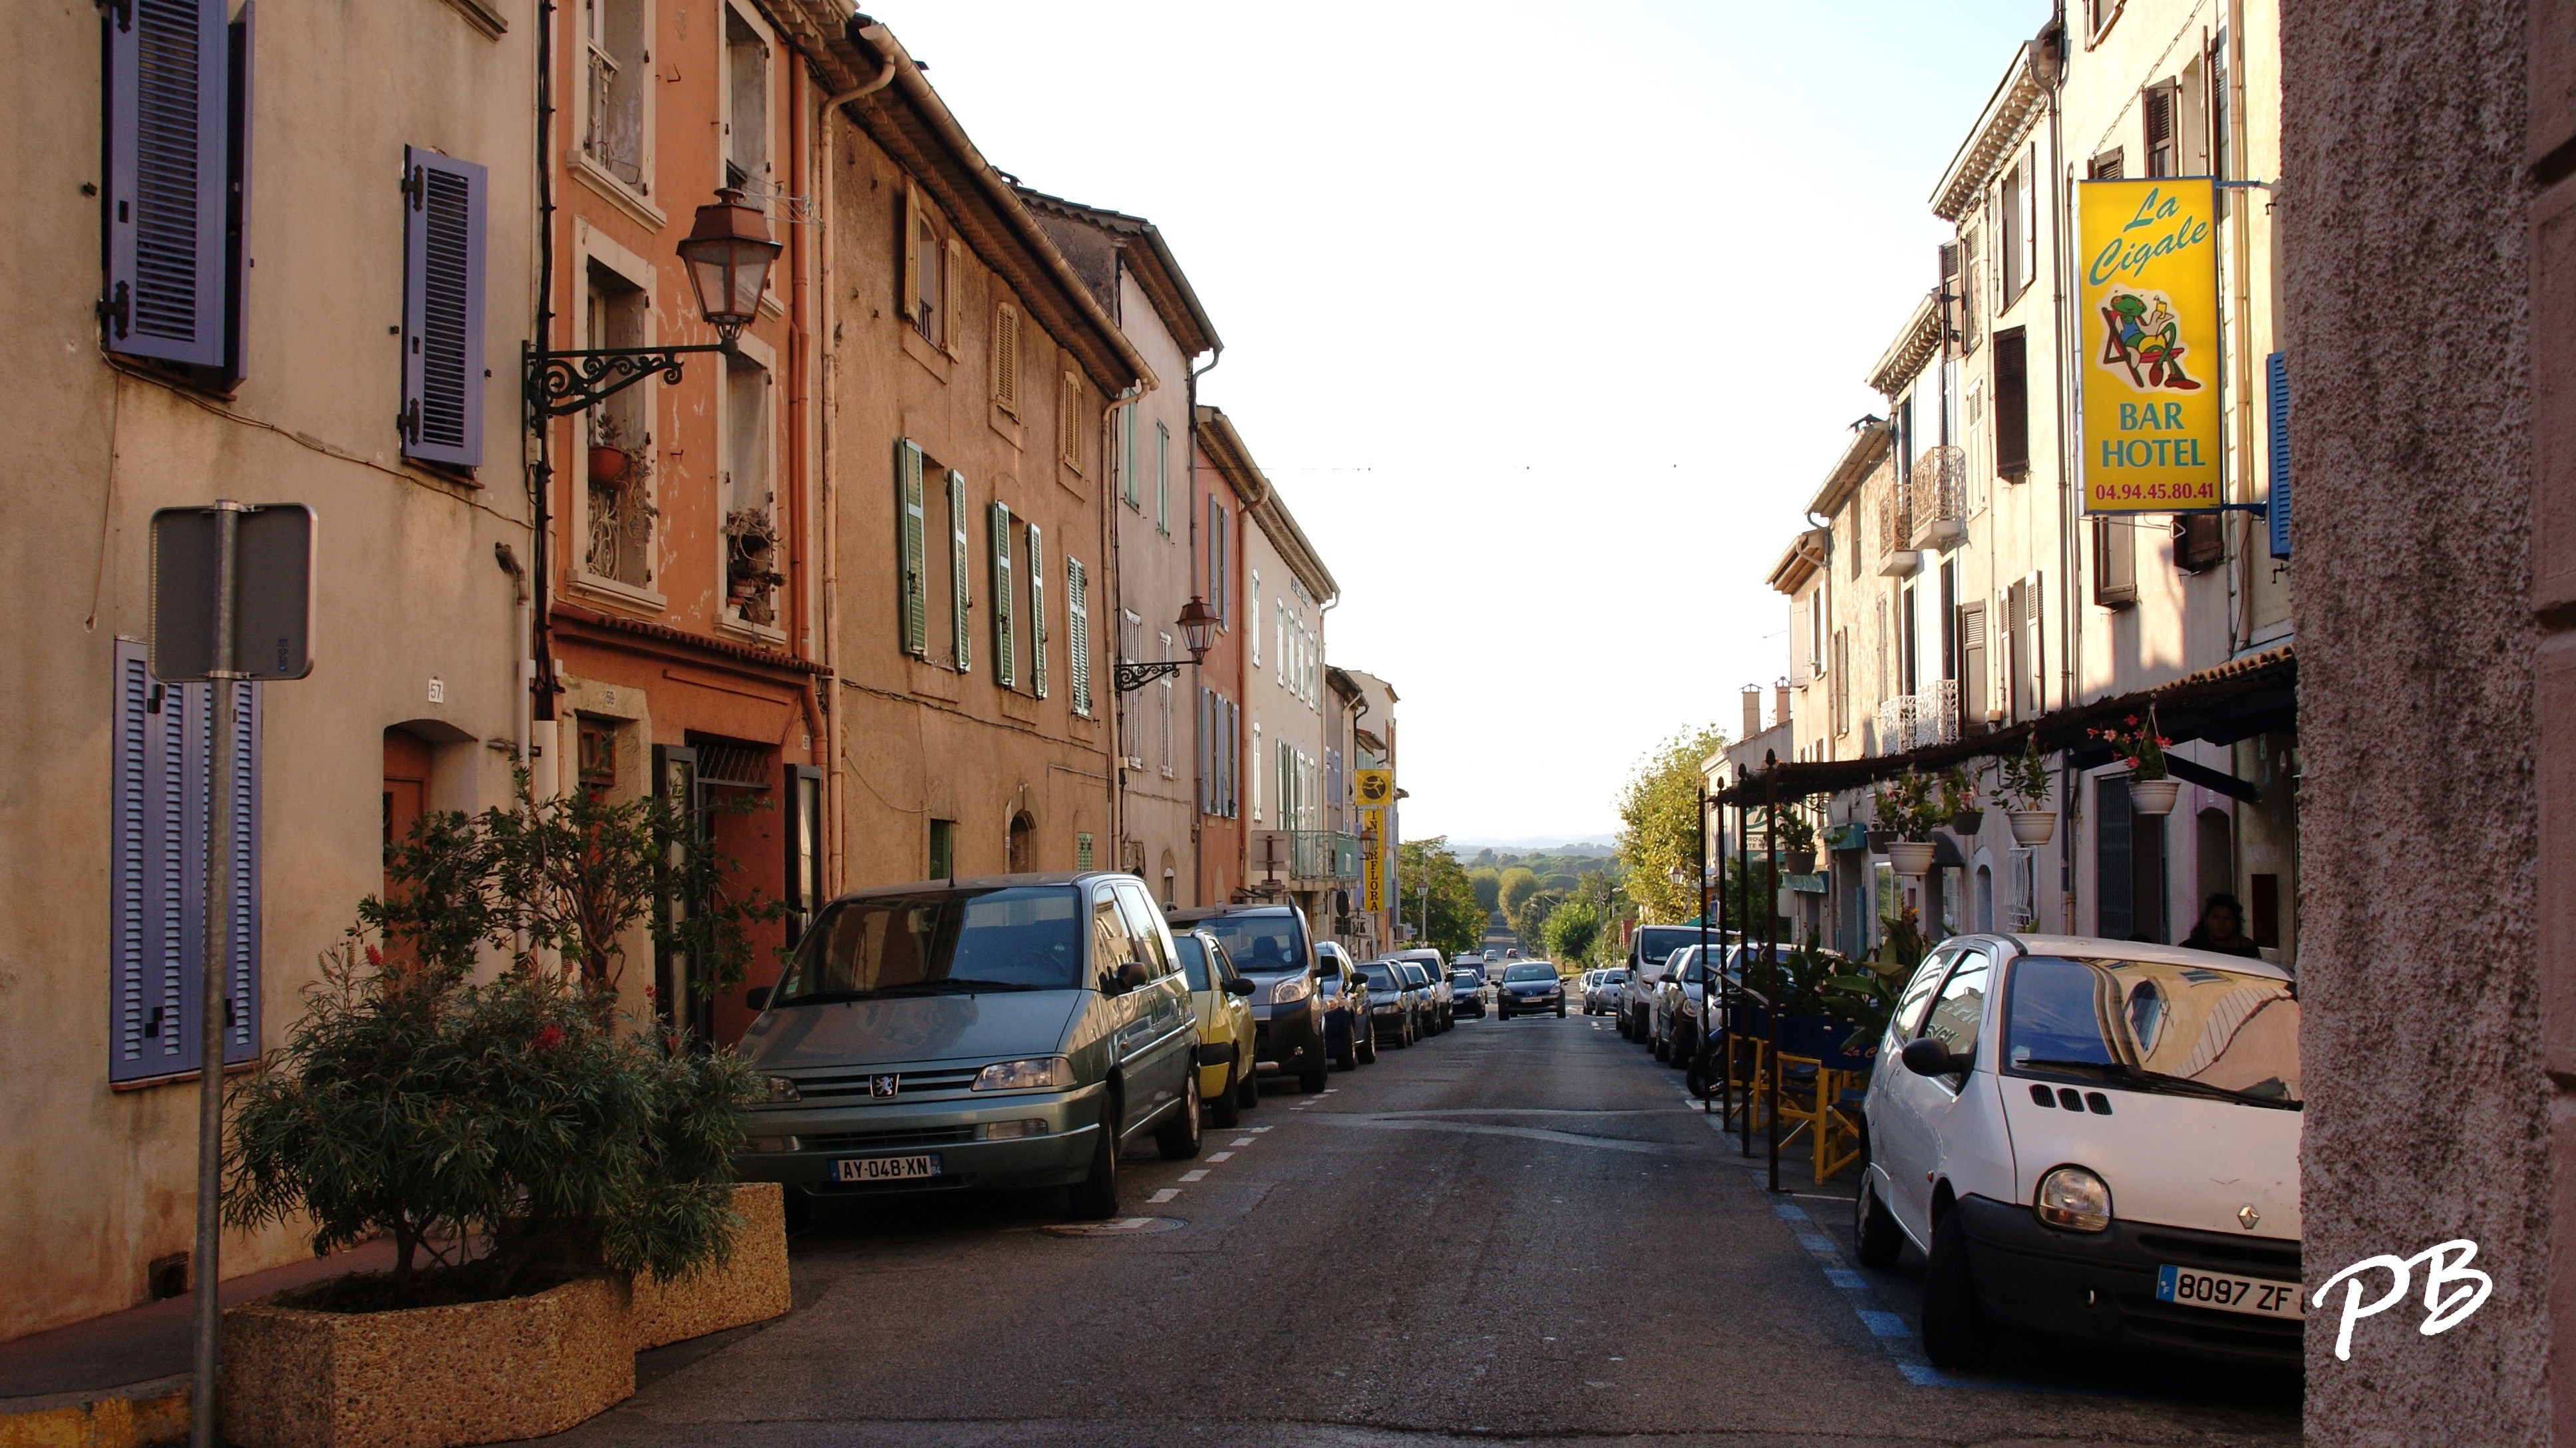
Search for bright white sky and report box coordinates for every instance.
[887,0,2048,843]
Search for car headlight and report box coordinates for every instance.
[973,1057,1073,1092]
[1269,975,1313,1005]
[2035,1165,2113,1232]
[764,1076,801,1105]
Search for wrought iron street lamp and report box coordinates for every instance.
[1116,596,1219,692]
[524,188,782,420]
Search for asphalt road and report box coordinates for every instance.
[548,1005,2303,1448]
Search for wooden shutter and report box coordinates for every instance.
[897,440,927,656]
[2022,572,2045,714]
[2175,513,2225,572]
[1066,556,1092,717]
[1226,699,1239,817]
[2096,774,2134,938]
[989,502,1015,687]
[1993,329,2030,475]
[1059,372,1081,467]
[106,0,230,367]
[992,303,1020,411]
[1122,408,1138,508]
[2267,351,2291,558]
[943,236,965,357]
[1156,423,1170,532]
[2091,518,2137,607]
[901,185,921,322]
[1960,602,1987,726]
[110,640,259,1083]
[2144,84,2178,177]
[945,470,972,672]
[219,2,253,379]
[1027,523,1048,699]
[401,148,488,468]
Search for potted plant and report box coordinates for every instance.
[2092,711,2179,815]
[1999,736,2056,845]
[588,413,636,487]
[1881,770,1941,876]
[1768,806,1818,874]
[1939,765,1985,836]
[1865,787,1901,853]
[723,508,786,626]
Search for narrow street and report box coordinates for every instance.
[556,1015,2301,1448]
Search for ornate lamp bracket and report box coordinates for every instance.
[524,339,732,424]
[1115,660,1186,693]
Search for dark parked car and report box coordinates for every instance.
[1357,958,1422,1047]
[1166,904,1330,1093]
[1450,968,1487,1019]
[1494,960,1567,1019]
[1314,941,1377,1069]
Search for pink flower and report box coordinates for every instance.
[532,1024,565,1052]
[364,945,384,967]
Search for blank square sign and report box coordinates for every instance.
[149,504,315,682]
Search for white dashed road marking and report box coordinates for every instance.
[1208,1151,1234,1162]
[1180,1170,1208,1182]
[1149,1188,1180,1204]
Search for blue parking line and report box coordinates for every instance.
[1728,1162,1968,1388]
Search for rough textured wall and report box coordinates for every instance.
[2281,0,2541,1439]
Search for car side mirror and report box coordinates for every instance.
[1900,1037,1965,1077]
[1225,977,1255,996]
[1117,960,1152,990]
[745,986,772,1011]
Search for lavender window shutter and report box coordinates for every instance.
[222,681,261,1064]
[222,2,255,380]
[106,0,229,367]
[110,642,178,1084]
[401,147,488,468]
[2266,351,2291,560]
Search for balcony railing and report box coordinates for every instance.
[1291,830,1363,882]
[1909,445,1966,550]
[1874,681,1961,755]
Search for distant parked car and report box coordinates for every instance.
[1394,949,1453,1031]
[1314,942,1376,1070]
[1450,968,1488,1019]
[1494,960,1565,1019]
[1855,934,2303,1371]
[1172,930,1259,1127]
[1583,968,1627,1015]
[1167,904,1330,1093]
[1620,925,1697,1043]
[1358,958,1421,1048]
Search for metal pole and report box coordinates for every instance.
[1764,755,1782,1194]
[1695,781,1710,1110]
[195,500,245,1448]
[1714,782,1730,1125]
[1736,776,1753,1159]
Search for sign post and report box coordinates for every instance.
[149,502,313,1448]
[2076,178,2223,512]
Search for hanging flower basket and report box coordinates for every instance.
[1865,829,1898,853]
[2128,778,2181,815]
[1782,850,1816,875]
[1947,809,1986,836]
[587,445,631,485]
[1886,841,1938,877]
[2008,810,2057,846]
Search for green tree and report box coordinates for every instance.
[1616,725,1727,924]
[1397,837,1483,958]
[1468,867,1502,914]
[1545,898,1603,964]
[1498,866,1541,918]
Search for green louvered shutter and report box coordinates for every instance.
[1068,557,1092,717]
[990,501,1016,687]
[897,441,927,656]
[1027,523,1048,699]
[948,470,971,673]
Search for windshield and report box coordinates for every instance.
[1398,964,1429,986]
[774,886,1083,1002]
[1360,964,1400,991]
[1452,972,1480,986]
[1602,970,1627,984]
[1503,964,1555,983]
[2004,955,2301,1105]
[1201,914,1303,975]
[1634,926,1694,966]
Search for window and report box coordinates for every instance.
[1158,632,1175,777]
[1122,407,1139,510]
[1808,589,1825,678]
[2020,142,2040,299]
[902,187,949,348]
[1956,230,1981,352]
[582,262,651,588]
[1066,556,1093,717]
[1076,831,1094,871]
[1959,600,1987,727]
[2086,0,2120,41]
[1027,523,1048,699]
[784,764,824,935]
[1058,372,1083,470]
[929,818,955,878]
[1208,498,1230,626]
[1993,327,2029,476]
[104,0,251,376]
[582,0,647,189]
[110,640,260,1084]
[1998,165,2024,306]
[1155,423,1170,534]
[2089,148,2125,180]
[2144,83,2179,178]
[401,148,488,469]
[2006,574,2045,719]
[1918,950,1990,1067]
[947,470,972,671]
[989,502,1015,688]
[1248,570,1261,667]
[895,439,927,657]
[1120,610,1144,766]
[991,303,1021,412]
[722,353,776,626]
[1251,721,1263,820]
[1832,629,1850,737]
[2209,32,2232,181]
[723,4,768,190]
[2091,516,2138,608]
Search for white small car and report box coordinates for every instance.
[1583,968,1627,1013]
[1853,934,2302,1371]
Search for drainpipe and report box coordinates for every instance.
[812,21,898,888]
[2040,3,2079,932]
[1186,345,1222,904]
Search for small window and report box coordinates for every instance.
[2089,148,2125,180]
[722,354,777,627]
[1993,328,2030,476]
[903,188,945,348]
[583,0,648,189]
[2091,516,2138,608]
[2144,83,2179,178]
[723,5,768,189]
[928,818,954,878]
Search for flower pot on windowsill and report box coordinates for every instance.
[2128,777,2181,815]
[1886,840,1938,876]
[1947,809,1986,836]
[588,445,631,484]
[2008,810,2057,846]
[1864,830,1897,853]
[1781,850,1816,875]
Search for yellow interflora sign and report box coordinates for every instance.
[2078,178,2222,512]
[1359,807,1386,912]
[1355,769,1394,807]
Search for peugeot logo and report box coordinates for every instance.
[2237,1204,2261,1232]
[870,1074,900,1099]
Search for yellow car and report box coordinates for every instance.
[1175,928,1260,1128]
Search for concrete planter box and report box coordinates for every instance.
[220,1275,633,1448]
[628,1182,791,1350]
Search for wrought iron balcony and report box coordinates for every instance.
[1290,830,1363,882]
[1909,446,1967,550]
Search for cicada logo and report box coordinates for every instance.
[2315,1240,2493,1361]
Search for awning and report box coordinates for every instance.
[1714,645,2293,807]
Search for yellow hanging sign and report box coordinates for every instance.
[2078,179,2223,512]
[1359,807,1385,913]
[1355,769,1394,807]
